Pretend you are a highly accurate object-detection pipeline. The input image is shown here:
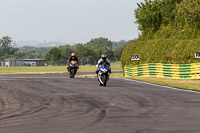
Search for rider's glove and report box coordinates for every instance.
[96,70,99,74]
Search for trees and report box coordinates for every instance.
[0,36,13,48]
[135,0,163,36]
[86,37,113,49]
[44,38,128,65]
[17,46,51,54]
[121,0,200,66]
[0,36,127,65]
[73,43,94,65]
[0,36,18,60]
[174,0,200,38]
[44,47,62,65]
[135,0,200,40]
[15,46,51,60]
[85,37,114,62]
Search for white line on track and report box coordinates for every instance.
[113,78,200,94]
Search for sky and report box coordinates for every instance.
[0,0,144,44]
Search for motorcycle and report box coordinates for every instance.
[98,63,111,86]
[68,61,79,78]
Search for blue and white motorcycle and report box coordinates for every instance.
[97,63,111,86]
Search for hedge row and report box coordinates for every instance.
[121,39,200,67]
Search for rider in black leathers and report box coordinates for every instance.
[67,53,79,71]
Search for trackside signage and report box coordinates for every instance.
[131,54,140,60]
[195,51,200,58]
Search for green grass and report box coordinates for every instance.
[0,66,67,74]
[0,62,122,74]
[127,76,200,91]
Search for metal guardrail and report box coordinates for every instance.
[123,63,200,79]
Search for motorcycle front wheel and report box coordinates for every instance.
[70,68,76,78]
[101,74,107,86]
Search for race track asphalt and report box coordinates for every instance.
[0,73,200,133]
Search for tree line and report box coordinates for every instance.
[135,0,200,40]
[45,37,131,65]
[0,36,18,60]
[0,36,135,65]
[0,36,52,61]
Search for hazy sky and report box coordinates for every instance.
[0,0,144,43]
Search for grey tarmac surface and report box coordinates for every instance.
[0,73,200,133]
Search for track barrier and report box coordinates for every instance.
[123,63,200,79]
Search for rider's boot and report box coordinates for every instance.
[67,66,69,72]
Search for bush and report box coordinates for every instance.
[121,39,200,67]
[135,0,200,40]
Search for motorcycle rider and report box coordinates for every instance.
[96,54,111,79]
[67,53,79,72]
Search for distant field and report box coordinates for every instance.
[0,62,122,74]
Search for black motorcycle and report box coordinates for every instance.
[68,61,79,78]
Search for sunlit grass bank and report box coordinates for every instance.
[127,76,200,91]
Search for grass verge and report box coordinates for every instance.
[126,76,200,91]
[0,62,122,74]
